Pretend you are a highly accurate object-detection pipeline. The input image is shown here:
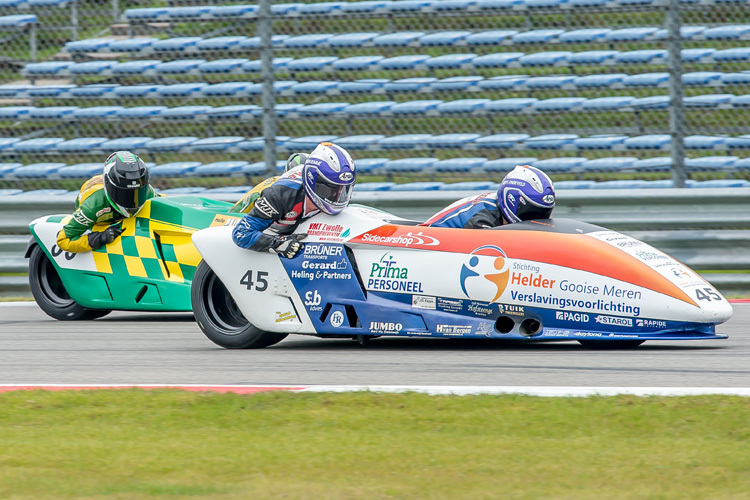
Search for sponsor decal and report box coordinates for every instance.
[437,297,463,313]
[304,290,321,306]
[367,253,424,293]
[360,231,440,248]
[460,245,509,303]
[275,311,297,323]
[671,268,692,279]
[607,333,639,339]
[576,332,603,338]
[634,250,668,261]
[542,194,554,204]
[475,322,493,337]
[330,311,345,327]
[338,172,354,182]
[95,207,112,217]
[512,262,540,274]
[436,324,472,336]
[544,329,571,338]
[301,259,347,271]
[511,272,555,289]
[210,214,242,227]
[467,302,494,317]
[616,240,642,248]
[369,321,402,334]
[303,244,344,259]
[558,280,642,300]
[254,197,279,218]
[285,211,298,219]
[510,291,641,317]
[497,304,524,316]
[307,223,349,241]
[73,211,93,225]
[555,311,590,322]
[636,319,667,328]
[294,245,351,281]
[412,295,436,310]
[595,315,633,327]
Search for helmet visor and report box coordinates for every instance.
[515,196,553,221]
[108,184,150,217]
[314,179,352,210]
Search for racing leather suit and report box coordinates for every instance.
[421,192,505,229]
[56,175,156,253]
[232,168,319,252]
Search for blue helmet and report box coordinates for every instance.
[497,165,555,223]
[303,142,356,215]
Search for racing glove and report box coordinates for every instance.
[271,233,307,259]
[87,225,123,250]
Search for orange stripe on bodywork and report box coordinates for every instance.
[348,225,697,306]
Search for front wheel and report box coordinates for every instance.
[28,244,111,321]
[578,339,645,350]
[191,261,288,349]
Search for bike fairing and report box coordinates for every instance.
[422,192,504,229]
[232,169,320,252]
[56,175,156,253]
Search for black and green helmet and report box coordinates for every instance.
[285,152,309,173]
[103,151,150,218]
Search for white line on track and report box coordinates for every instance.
[0,385,747,396]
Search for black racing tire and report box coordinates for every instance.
[191,261,288,349]
[578,339,646,350]
[28,244,111,321]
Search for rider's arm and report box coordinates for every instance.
[463,207,503,229]
[56,203,99,253]
[232,185,289,252]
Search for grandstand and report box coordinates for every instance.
[2,0,750,193]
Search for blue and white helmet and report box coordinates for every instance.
[303,142,356,215]
[497,165,555,223]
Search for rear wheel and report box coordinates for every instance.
[191,261,288,349]
[28,244,111,321]
[578,339,645,349]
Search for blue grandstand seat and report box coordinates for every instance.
[113,85,160,97]
[387,1,431,12]
[623,72,669,87]
[242,160,287,176]
[238,35,289,49]
[472,52,524,68]
[702,25,750,40]
[730,95,750,107]
[432,76,484,91]
[0,188,23,195]
[372,31,425,47]
[23,62,71,76]
[196,36,248,51]
[432,1,477,11]
[345,101,397,116]
[158,83,209,97]
[290,81,338,94]
[0,106,32,119]
[152,37,202,52]
[590,180,652,189]
[285,135,339,149]
[66,38,116,53]
[385,77,437,92]
[108,38,158,53]
[420,30,471,46]
[160,106,213,120]
[605,27,658,41]
[630,96,670,109]
[531,157,586,173]
[333,56,384,70]
[685,156,738,170]
[519,51,572,66]
[390,100,443,114]
[726,135,750,148]
[733,158,750,170]
[13,163,66,178]
[426,53,477,69]
[438,181,496,191]
[378,55,430,70]
[12,138,65,152]
[328,32,379,47]
[633,157,672,172]
[284,33,334,48]
[155,59,205,74]
[210,4,258,17]
[574,135,628,149]
[464,30,518,45]
[684,135,727,149]
[115,106,166,118]
[354,182,396,192]
[145,137,198,151]
[200,82,258,96]
[337,79,388,93]
[28,106,78,120]
[148,162,202,177]
[0,164,22,178]
[424,133,481,148]
[615,49,667,64]
[286,56,337,71]
[158,187,207,195]
[190,136,245,151]
[112,60,161,75]
[512,29,564,44]
[298,102,348,115]
[193,161,249,176]
[200,59,249,73]
[389,182,444,191]
[57,163,102,178]
[384,158,438,172]
[26,85,75,97]
[436,99,490,114]
[169,6,212,19]
[484,98,538,112]
[335,135,386,149]
[0,14,37,27]
[684,94,733,107]
[100,137,153,150]
[683,71,723,86]
[581,157,638,172]
[351,158,389,174]
[689,179,750,188]
[532,97,586,112]
[474,134,529,148]
[581,97,634,110]
[559,28,611,43]
[554,180,594,189]
[482,157,538,172]
[341,1,391,13]
[433,157,487,172]
[238,136,290,151]
[575,73,627,88]
[0,138,20,150]
[13,189,71,197]
[71,106,125,119]
[476,0,524,9]
[568,50,618,64]
[55,138,109,152]
[70,84,119,98]
[526,75,576,89]
[298,2,346,15]
[525,134,578,149]
[624,135,671,149]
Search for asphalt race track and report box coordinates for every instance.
[0,303,748,388]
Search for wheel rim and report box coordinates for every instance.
[203,271,249,335]
[37,252,75,308]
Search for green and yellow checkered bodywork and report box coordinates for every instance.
[31,195,242,311]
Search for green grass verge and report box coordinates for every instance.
[0,390,747,499]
